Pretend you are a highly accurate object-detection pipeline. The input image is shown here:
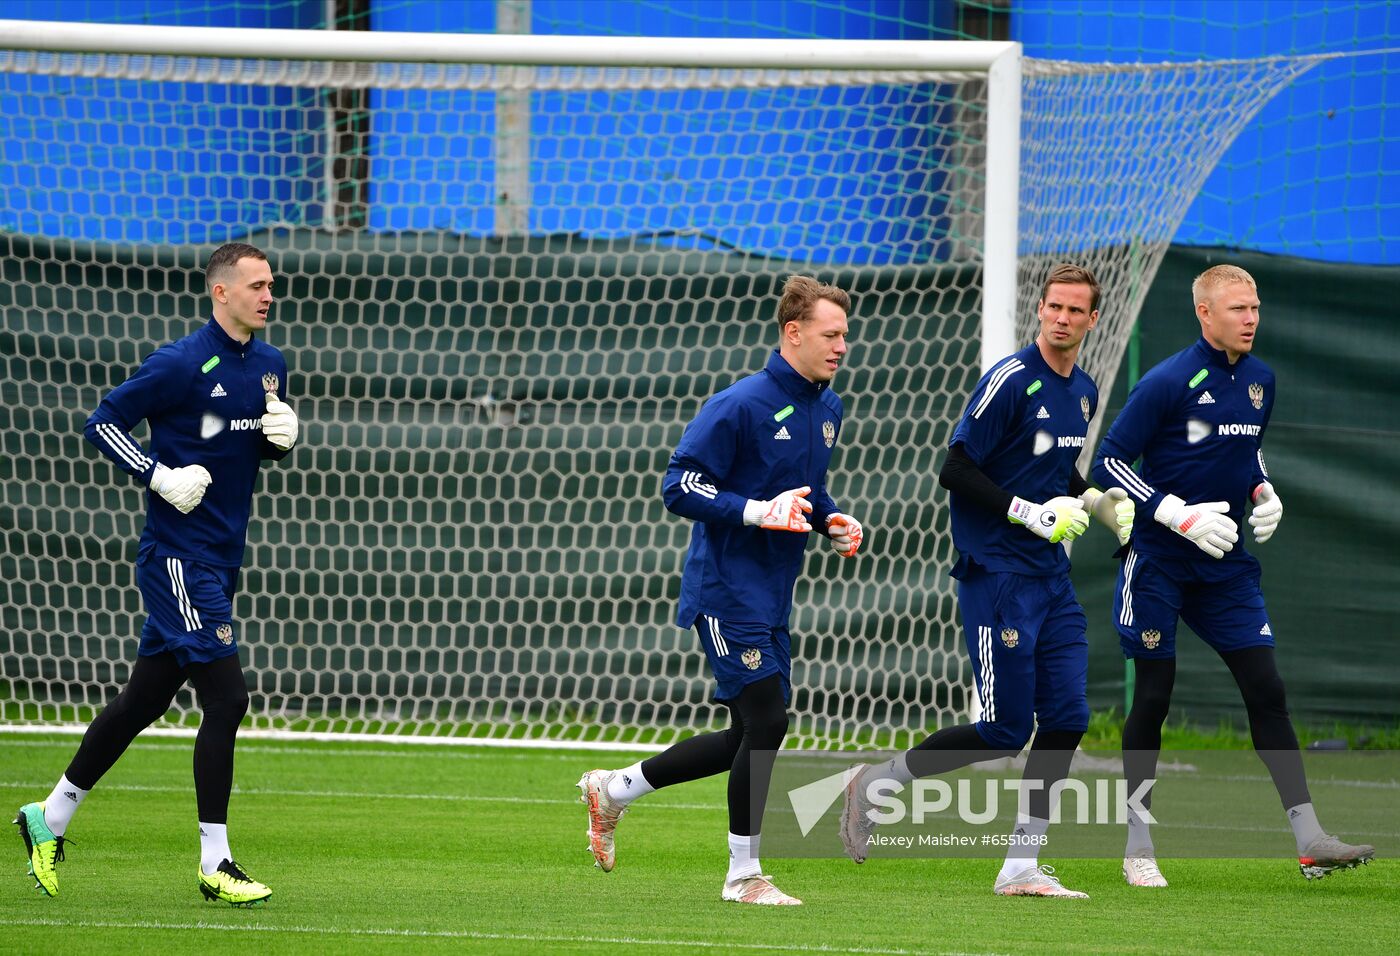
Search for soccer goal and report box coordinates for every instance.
[0,21,1318,750]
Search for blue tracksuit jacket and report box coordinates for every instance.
[85,316,292,568]
[1093,336,1274,568]
[948,343,1099,578]
[661,350,844,628]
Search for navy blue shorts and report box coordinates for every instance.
[693,615,791,704]
[136,549,241,667]
[960,568,1089,742]
[1114,548,1273,659]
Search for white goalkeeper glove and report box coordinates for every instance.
[1249,482,1283,544]
[1080,487,1135,547]
[743,486,813,533]
[262,392,299,450]
[1154,494,1239,559]
[149,462,212,514]
[826,513,865,558]
[1008,495,1089,544]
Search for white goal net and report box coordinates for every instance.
[0,26,1315,749]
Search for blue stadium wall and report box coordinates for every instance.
[3,0,1395,263]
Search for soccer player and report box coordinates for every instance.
[576,275,865,906]
[840,264,1133,898]
[14,242,298,905]
[1093,263,1373,886]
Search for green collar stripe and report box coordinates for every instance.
[1025,380,1043,396]
[1189,368,1208,388]
[202,356,221,373]
[774,405,794,422]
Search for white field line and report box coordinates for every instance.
[1,917,1002,956]
[7,734,1397,791]
[0,737,622,762]
[0,724,668,753]
[3,780,1393,838]
[0,779,722,812]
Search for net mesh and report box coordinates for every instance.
[0,44,1310,748]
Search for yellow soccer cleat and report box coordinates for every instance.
[15,802,66,897]
[199,859,272,906]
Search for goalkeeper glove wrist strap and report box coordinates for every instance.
[1007,496,1038,526]
[1153,493,1186,526]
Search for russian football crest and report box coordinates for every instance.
[822,420,836,448]
[262,372,280,396]
[216,624,234,645]
[1000,628,1019,649]
[1141,628,1161,650]
[1248,383,1264,410]
[1080,396,1091,422]
[741,648,763,670]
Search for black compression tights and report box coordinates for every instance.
[65,652,250,824]
[1123,647,1308,810]
[640,675,789,836]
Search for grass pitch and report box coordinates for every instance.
[2,732,1396,955]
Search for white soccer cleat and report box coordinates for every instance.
[993,864,1089,898]
[838,763,878,864]
[721,873,802,906]
[1298,834,1375,880]
[577,769,626,873]
[1123,853,1168,888]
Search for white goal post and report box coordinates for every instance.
[0,18,1023,371]
[0,21,1313,750]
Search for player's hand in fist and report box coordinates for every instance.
[827,513,865,558]
[1154,494,1238,559]
[1080,487,1135,546]
[1008,495,1089,544]
[1249,482,1283,544]
[262,392,299,450]
[150,462,212,514]
[744,486,813,532]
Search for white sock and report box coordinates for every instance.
[1287,802,1325,854]
[606,763,655,806]
[726,832,761,882]
[997,817,1049,882]
[874,753,916,788]
[199,823,232,875]
[1125,806,1155,857]
[43,775,89,837]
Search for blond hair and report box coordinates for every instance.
[1192,264,1256,306]
[777,275,851,332]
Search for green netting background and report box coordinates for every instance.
[6,237,1396,729]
